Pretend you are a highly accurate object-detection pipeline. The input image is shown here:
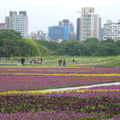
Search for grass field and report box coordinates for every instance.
[0,55,120,67]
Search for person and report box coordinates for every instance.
[34,58,37,64]
[21,58,25,66]
[37,59,42,64]
[58,59,62,66]
[75,59,78,63]
[18,59,21,65]
[72,59,75,62]
[40,58,42,63]
[29,58,32,64]
[62,59,66,66]
[90,59,92,62]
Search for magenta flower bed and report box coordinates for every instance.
[101,115,120,120]
[0,67,120,91]
[0,67,120,74]
[0,90,120,120]
[0,111,101,120]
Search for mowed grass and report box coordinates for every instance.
[0,55,120,67]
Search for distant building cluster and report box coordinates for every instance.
[0,8,120,41]
[29,31,50,41]
[48,19,76,42]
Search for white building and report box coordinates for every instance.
[5,11,28,37]
[103,19,120,41]
[77,7,101,41]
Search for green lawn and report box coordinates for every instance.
[0,55,120,67]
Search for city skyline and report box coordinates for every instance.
[0,0,120,33]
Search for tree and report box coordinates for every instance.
[103,43,118,56]
[23,38,42,56]
[0,30,52,57]
[37,40,60,55]
[0,30,25,57]
[85,38,99,44]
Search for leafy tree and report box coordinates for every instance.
[37,40,60,55]
[115,40,120,54]
[0,30,25,57]
[76,42,91,56]
[103,43,118,56]
[23,38,42,56]
[0,30,52,57]
[85,38,99,44]
[101,38,114,44]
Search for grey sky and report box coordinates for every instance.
[0,0,120,34]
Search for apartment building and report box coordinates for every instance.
[5,11,28,37]
[77,7,101,41]
[103,19,120,41]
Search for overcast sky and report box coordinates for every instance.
[0,0,120,34]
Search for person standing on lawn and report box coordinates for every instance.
[62,59,66,66]
[21,58,25,66]
[58,59,62,66]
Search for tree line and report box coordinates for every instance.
[37,38,120,56]
[0,29,120,57]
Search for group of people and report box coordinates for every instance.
[18,58,67,66]
[58,59,66,66]
[29,58,43,64]
[33,58,42,64]
[18,58,43,65]
[72,59,78,63]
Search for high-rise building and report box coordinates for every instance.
[5,11,28,37]
[76,18,81,41]
[103,19,120,41]
[77,7,101,41]
[48,26,69,41]
[59,19,76,40]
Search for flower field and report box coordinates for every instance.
[0,67,120,92]
[0,67,120,120]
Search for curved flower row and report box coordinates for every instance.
[1,72,120,76]
[1,67,120,74]
[0,88,120,95]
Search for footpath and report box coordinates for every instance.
[41,82,120,92]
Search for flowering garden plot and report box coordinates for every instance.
[0,86,120,119]
[0,67,120,119]
[0,67,120,91]
[0,67,120,74]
